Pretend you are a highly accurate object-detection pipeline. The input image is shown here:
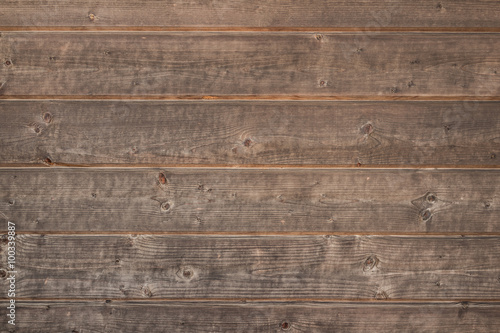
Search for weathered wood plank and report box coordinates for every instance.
[1,33,500,97]
[1,1,500,28]
[9,301,500,332]
[1,168,499,233]
[1,101,499,166]
[2,235,499,299]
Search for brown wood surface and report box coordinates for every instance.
[9,301,500,333]
[2,1,500,331]
[2,234,499,300]
[1,0,500,29]
[1,168,499,233]
[1,101,499,166]
[1,33,500,97]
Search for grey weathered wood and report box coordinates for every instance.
[1,0,500,28]
[1,168,499,233]
[10,301,500,332]
[1,101,499,166]
[1,33,500,97]
[2,235,499,299]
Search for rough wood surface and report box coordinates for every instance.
[8,301,500,332]
[1,33,500,97]
[1,1,500,28]
[1,168,499,233]
[1,101,499,166]
[2,235,499,299]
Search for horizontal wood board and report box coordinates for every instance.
[1,33,500,97]
[1,0,500,28]
[0,168,499,233]
[7,301,500,332]
[1,234,499,299]
[0,101,499,166]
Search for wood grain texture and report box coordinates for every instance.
[1,101,499,166]
[1,0,500,28]
[1,168,500,233]
[2,235,499,299]
[1,33,500,97]
[8,301,500,332]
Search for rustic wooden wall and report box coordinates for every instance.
[1,1,500,332]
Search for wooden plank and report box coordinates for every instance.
[1,168,499,233]
[1,1,500,29]
[10,301,500,332]
[1,101,499,166]
[1,33,500,97]
[2,235,499,299]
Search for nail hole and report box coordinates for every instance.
[491,154,496,159]
[5,60,11,66]
[88,13,96,21]
[319,80,326,87]
[105,300,111,303]
[8,199,14,206]
[315,34,323,41]
[0,269,7,278]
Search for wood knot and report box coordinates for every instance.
[88,13,96,21]
[363,255,379,272]
[375,291,389,300]
[280,321,291,330]
[160,201,171,212]
[426,193,437,203]
[30,122,43,134]
[491,153,496,159]
[42,112,53,124]
[105,299,112,304]
[361,123,374,135]
[0,269,7,278]
[158,172,167,185]
[243,138,252,147]
[421,209,432,221]
[42,157,54,166]
[177,266,194,280]
[142,286,153,298]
